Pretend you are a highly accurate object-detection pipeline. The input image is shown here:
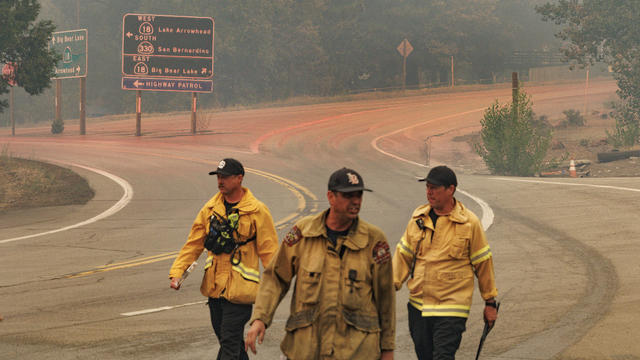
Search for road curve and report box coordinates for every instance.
[2,80,637,359]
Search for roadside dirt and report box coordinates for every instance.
[0,156,95,212]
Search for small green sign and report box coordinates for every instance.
[49,29,88,79]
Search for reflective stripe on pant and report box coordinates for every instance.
[208,297,252,360]
[408,302,467,360]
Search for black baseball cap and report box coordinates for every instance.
[209,158,245,176]
[418,165,457,187]
[328,168,372,192]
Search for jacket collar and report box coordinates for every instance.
[299,209,369,250]
[206,187,259,214]
[412,198,468,224]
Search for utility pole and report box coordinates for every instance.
[512,72,519,118]
[451,56,454,87]
[584,65,590,117]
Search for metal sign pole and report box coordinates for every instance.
[10,86,15,136]
[402,40,407,91]
[402,54,407,91]
[55,79,62,127]
[136,90,141,136]
[191,92,197,134]
[396,39,412,92]
[80,77,86,135]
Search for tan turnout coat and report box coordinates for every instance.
[250,210,395,359]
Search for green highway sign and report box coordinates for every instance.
[122,14,214,79]
[49,29,88,79]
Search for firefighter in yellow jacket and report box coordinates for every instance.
[393,165,498,360]
[169,158,278,360]
[245,168,395,360]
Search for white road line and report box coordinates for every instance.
[0,163,134,244]
[121,300,207,317]
[492,177,640,193]
[457,189,494,231]
[370,108,494,230]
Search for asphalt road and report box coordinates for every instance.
[2,80,639,359]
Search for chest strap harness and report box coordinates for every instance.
[204,209,256,265]
[411,217,428,278]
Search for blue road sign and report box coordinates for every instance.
[122,77,213,93]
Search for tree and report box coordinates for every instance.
[0,0,58,113]
[475,89,552,176]
[537,0,640,146]
[1,0,560,121]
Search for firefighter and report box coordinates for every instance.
[393,165,498,360]
[169,158,278,360]
[245,168,395,359]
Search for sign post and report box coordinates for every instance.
[55,79,62,130]
[10,85,14,136]
[396,38,413,91]
[49,29,88,134]
[136,90,142,136]
[191,92,197,134]
[2,63,16,136]
[80,77,86,134]
[122,14,214,136]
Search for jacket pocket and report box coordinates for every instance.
[298,264,323,305]
[225,246,260,304]
[225,264,259,304]
[448,237,470,259]
[285,308,317,331]
[342,308,380,333]
[341,267,370,310]
[282,309,319,360]
[236,217,254,241]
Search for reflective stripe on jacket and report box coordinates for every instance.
[169,187,278,304]
[392,199,497,318]
[250,210,395,359]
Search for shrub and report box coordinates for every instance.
[475,90,552,176]
[606,101,640,148]
[563,109,585,126]
[51,118,64,134]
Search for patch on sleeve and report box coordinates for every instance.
[373,241,391,264]
[284,226,302,246]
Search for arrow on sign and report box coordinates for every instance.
[76,65,81,73]
[126,32,133,38]
[133,80,142,88]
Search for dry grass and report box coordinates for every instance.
[0,148,94,211]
